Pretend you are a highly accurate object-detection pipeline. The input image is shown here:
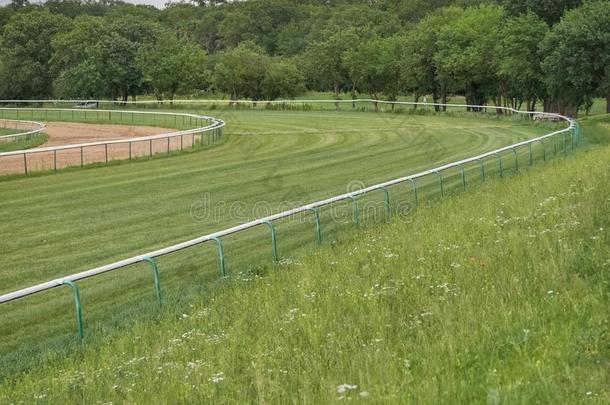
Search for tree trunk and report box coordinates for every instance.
[495,95,503,115]
[413,93,420,110]
[433,90,440,112]
[351,83,356,109]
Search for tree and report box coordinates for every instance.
[160,4,222,54]
[379,35,407,104]
[0,11,69,99]
[262,58,304,100]
[501,0,582,25]
[212,42,269,101]
[9,0,29,10]
[343,36,402,109]
[496,12,548,111]
[218,11,252,49]
[434,5,504,109]
[137,34,208,102]
[51,16,108,98]
[50,14,161,101]
[400,7,465,109]
[0,7,15,31]
[53,60,105,99]
[300,29,359,105]
[541,0,610,115]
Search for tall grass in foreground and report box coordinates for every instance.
[0,118,608,403]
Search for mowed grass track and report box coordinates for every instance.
[0,116,606,403]
[0,109,551,376]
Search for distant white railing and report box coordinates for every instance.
[0,118,46,143]
[0,108,225,175]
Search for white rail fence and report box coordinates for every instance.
[0,101,578,340]
[0,118,46,143]
[0,108,225,175]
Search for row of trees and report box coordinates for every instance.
[298,2,609,115]
[0,0,608,115]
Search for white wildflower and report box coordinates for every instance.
[337,384,358,394]
[209,372,225,384]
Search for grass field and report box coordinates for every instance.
[0,109,568,378]
[0,114,606,402]
[0,132,48,153]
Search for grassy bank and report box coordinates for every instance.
[0,116,607,403]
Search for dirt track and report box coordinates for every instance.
[0,122,201,175]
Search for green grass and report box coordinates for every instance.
[0,128,18,136]
[0,109,566,378]
[0,132,48,152]
[0,115,607,403]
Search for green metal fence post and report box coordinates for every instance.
[309,208,322,245]
[458,164,466,190]
[434,170,444,196]
[210,237,226,278]
[495,153,503,177]
[476,158,485,181]
[528,143,533,166]
[62,280,84,339]
[262,220,279,263]
[553,134,558,155]
[407,178,418,207]
[511,148,519,173]
[142,257,162,307]
[538,140,546,161]
[347,196,360,226]
[380,187,391,221]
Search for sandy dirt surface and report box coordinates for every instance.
[0,122,205,175]
[42,122,172,146]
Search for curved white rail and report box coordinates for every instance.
[0,108,225,174]
[0,101,576,304]
[0,119,46,143]
[0,109,224,157]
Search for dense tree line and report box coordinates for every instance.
[0,0,608,115]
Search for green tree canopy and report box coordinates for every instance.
[434,5,504,108]
[0,11,69,99]
[212,41,269,101]
[262,58,304,100]
[137,33,208,102]
[541,0,610,115]
[496,12,549,111]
